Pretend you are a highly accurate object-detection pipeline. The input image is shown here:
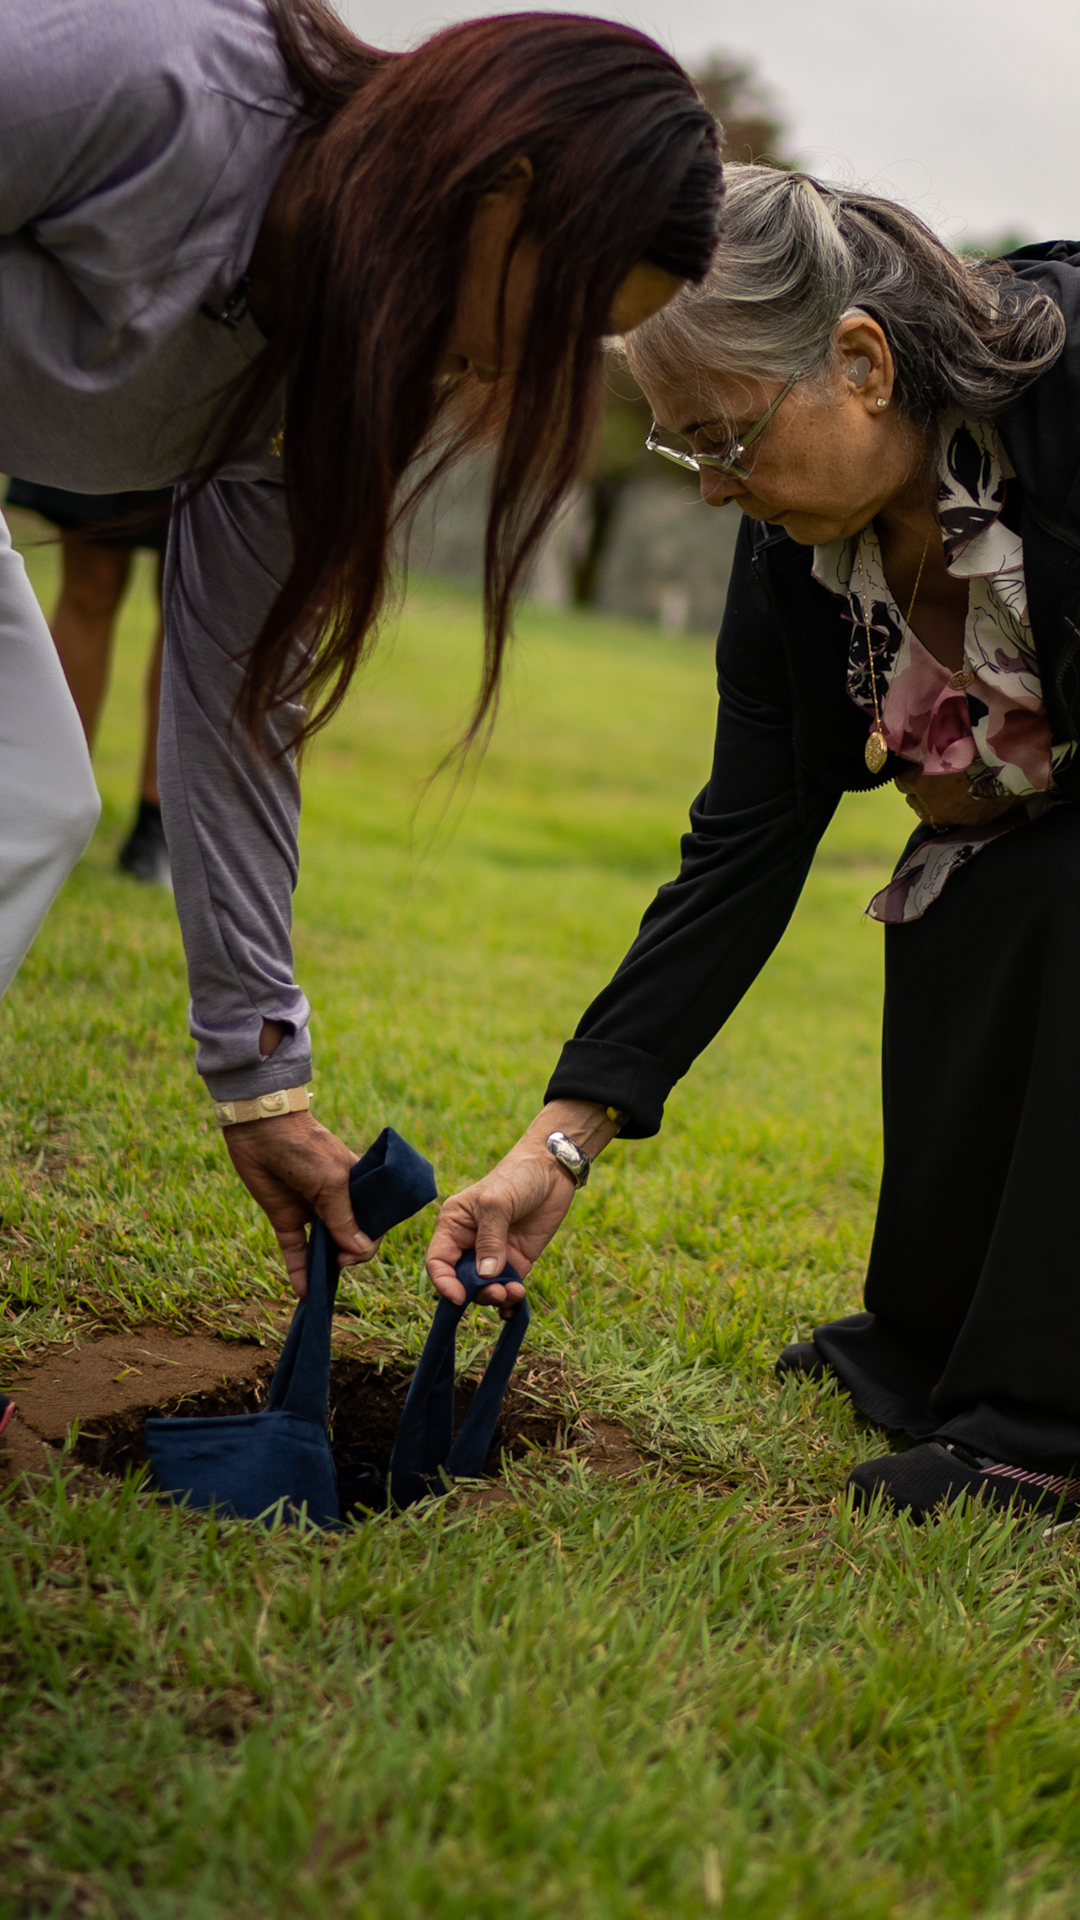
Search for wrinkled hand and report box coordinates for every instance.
[225,1110,381,1297]
[425,1100,618,1315]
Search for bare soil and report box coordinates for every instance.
[0,1324,648,1506]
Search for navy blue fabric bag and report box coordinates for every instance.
[146,1128,531,1523]
[146,1128,436,1525]
[335,1253,529,1514]
[389,1253,530,1506]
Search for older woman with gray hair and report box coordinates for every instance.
[427,164,1080,1525]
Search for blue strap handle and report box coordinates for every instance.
[266,1213,337,1423]
[267,1128,437,1426]
[389,1252,530,1507]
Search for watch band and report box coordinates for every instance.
[213,1086,313,1129]
[544,1130,591,1189]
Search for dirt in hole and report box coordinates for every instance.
[1,1327,647,1505]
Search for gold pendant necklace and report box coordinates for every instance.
[858,533,931,774]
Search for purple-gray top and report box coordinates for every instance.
[0,0,321,1100]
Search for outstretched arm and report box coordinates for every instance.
[160,475,371,1292]
[426,523,841,1287]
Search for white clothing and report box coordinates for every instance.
[0,514,100,991]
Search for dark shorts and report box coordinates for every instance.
[4,479,173,555]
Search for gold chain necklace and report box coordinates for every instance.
[857,533,931,774]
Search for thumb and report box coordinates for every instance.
[473,1205,510,1282]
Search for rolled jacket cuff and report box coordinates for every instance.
[201,1047,314,1105]
[544,1038,673,1139]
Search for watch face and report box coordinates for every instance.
[547,1132,588,1186]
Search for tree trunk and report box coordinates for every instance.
[571,473,630,605]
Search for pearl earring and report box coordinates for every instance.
[876,397,888,408]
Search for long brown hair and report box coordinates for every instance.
[221,3,720,745]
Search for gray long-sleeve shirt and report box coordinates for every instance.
[0,0,317,1099]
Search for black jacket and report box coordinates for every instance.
[546,245,1080,1137]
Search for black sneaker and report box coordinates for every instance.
[117,800,170,886]
[847,1441,1080,1527]
[0,1392,14,1438]
[775,1340,832,1383]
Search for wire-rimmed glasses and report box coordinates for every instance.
[645,369,804,483]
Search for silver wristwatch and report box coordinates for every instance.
[545,1130,591,1189]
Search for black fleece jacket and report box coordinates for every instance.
[545,244,1080,1137]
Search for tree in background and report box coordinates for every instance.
[692,54,790,169]
[570,54,791,605]
[569,351,654,605]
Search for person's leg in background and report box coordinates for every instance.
[49,533,170,884]
[48,535,131,746]
[136,556,165,808]
[116,550,169,884]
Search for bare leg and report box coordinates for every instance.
[118,551,170,884]
[49,538,131,747]
[137,554,165,806]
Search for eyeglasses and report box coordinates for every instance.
[645,370,804,483]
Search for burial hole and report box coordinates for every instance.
[69,1355,581,1508]
[7,1330,647,1508]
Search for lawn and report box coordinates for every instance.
[4,531,1080,1919]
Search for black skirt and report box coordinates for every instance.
[813,804,1080,1472]
[4,479,172,555]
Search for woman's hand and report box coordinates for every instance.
[425,1100,618,1313]
[224,1110,380,1297]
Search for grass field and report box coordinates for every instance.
[4,530,1080,1918]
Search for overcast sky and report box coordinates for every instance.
[342,0,1079,245]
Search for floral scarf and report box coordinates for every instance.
[811,413,1072,923]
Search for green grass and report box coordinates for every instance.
[4,533,1080,1917]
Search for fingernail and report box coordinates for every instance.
[478,1258,499,1277]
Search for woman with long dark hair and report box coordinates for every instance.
[427,165,1080,1525]
[0,0,720,1287]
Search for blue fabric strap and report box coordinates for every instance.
[267,1128,438,1428]
[266,1214,338,1423]
[349,1127,437,1240]
[389,1253,530,1507]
